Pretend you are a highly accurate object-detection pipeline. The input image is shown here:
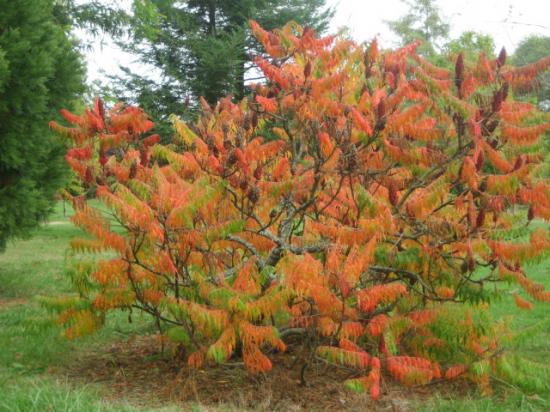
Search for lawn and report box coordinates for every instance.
[0,203,549,411]
[0,203,160,412]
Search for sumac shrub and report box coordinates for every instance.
[49,22,550,398]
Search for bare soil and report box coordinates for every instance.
[54,334,471,411]
[0,297,28,309]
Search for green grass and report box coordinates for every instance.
[0,203,157,412]
[420,393,548,412]
[0,204,79,298]
[0,202,549,411]
[494,259,550,363]
[0,375,136,412]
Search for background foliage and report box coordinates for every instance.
[109,0,333,139]
[0,0,85,250]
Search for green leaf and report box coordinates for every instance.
[207,346,226,364]
[166,327,191,345]
[221,219,246,238]
[344,378,366,393]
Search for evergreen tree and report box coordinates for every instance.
[111,0,333,137]
[52,0,130,39]
[0,0,85,250]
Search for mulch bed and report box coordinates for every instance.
[56,334,470,411]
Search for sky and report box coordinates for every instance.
[83,0,550,84]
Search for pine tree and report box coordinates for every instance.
[0,0,85,250]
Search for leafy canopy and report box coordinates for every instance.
[51,21,550,399]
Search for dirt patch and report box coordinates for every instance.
[56,334,470,411]
[0,297,28,309]
[47,221,69,225]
